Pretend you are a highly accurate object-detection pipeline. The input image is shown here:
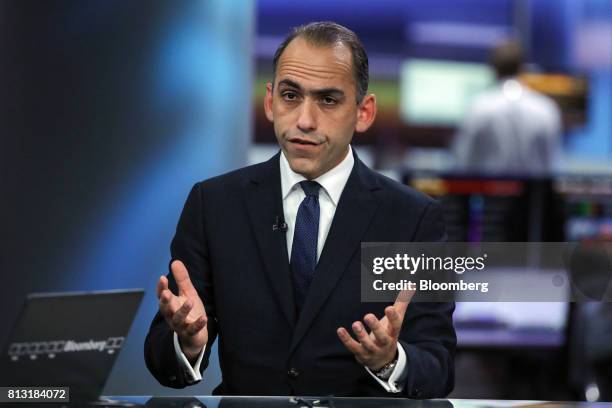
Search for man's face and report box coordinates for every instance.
[264,37,376,179]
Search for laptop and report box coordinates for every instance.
[0,289,144,405]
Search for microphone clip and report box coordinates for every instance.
[273,216,288,232]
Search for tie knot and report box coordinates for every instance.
[300,180,321,197]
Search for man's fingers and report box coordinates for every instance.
[351,322,378,353]
[158,292,180,329]
[171,260,197,297]
[385,306,404,338]
[159,289,180,314]
[156,275,168,299]
[393,289,414,318]
[159,289,181,322]
[185,315,207,336]
[171,298,193,329]
[337,327,364,356]
[387,288,414,337]
[364,314,391,346]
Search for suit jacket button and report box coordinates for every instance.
[288,368,299,379]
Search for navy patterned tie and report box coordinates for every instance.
[290,180,321,314]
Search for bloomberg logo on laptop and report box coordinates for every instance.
[1,290,144,403]
[8,337,125,360]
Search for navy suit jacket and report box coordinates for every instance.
[144,151,456,398]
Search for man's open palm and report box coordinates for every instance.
[157,260,208,360]
[337,289,414,370]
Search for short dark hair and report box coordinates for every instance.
[272,21,369,103]
[490,41,523,79]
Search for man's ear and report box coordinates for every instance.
[355,94,377,133]
[264,82,274,122]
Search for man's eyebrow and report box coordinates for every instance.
[277,79,303,91]
[311,88,345,99]
[277,79,345,99]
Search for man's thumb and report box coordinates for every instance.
[171,260,195,295]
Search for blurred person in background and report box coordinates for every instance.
[452,41,562,175]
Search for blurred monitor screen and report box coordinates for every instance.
[554,175,612,241]
[402,173,562,242]
[404,172,568,348]
[400,59,494,126]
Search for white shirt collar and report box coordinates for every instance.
[280,145,354,206]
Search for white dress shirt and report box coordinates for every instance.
[173,145,407,392]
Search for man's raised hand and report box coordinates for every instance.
[157,260,207,361]
[336,289,414,371]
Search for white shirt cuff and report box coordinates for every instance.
[365,341,407,393]
[172,331,206,383]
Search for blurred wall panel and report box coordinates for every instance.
[0,0,253,395]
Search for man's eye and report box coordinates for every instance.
[321,96,337,105]
[282,92,299,101]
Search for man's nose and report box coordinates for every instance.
[296,99,317,132]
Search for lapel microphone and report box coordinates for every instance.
[273,215,288,232]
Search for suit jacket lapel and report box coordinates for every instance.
[290,155,381,354]
[244,152,296,328]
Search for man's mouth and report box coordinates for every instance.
[288,137,321,146]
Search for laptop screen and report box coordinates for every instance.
[0,289,143,402]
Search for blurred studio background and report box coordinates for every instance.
[2,0,612,401]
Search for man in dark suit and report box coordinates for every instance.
[145,21,455,398]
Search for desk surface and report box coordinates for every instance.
[104,396,612,408]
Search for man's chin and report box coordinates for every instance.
[287,157,319,179]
